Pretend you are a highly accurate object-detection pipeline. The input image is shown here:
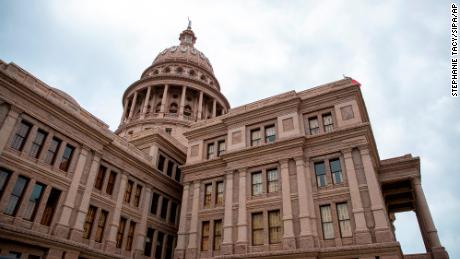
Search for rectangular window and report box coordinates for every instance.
[314,162,326,187]
[214,220,222,251]
[40,188,61,226]
[320,205,334,239]
[151,193,160,214]
[158,155,165,172]
[268,210,281,244]
[217,140,225,156]
[308,117,319,135]
[23,183,45,221]
[166,160,174,177]
[175,167,181,182]
[126,221,136,251]
[133,185,142,207]
[207,143,215,159]
[337,203,352,237]
[95,210,108,242]
[44,137,61,165]
[250,129,261,146]
[29,129,47,158]
[0,169,11,199]
[144,227,155,256]
[124,180,133,203]
[204,183,212,208]
[251,172,263,196]
[216,181,224,206]
[11,121,31,151]
[323,113,333,133]
[265,125,276,143]
[165,235,174,259]
[169,202,178,224]
[155,231,164,259]
[252,212,264,245]
[83,205,97,239]
[59,144,74,171]
[116,217,127,248]
[94,165,107,190]
[4,176,29,216]
[267,169,279,193]
[160,197,169,219]
[201,221,210,251]
[330,158,343,184]
[105,171,117,195]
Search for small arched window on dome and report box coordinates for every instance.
[169,103,178,114]
[176,67,184,74]
[164,67,171,73]
[155,103,161,113]
[184,105,192,117]
[200,75,207,81]
[189,70,196,77]
[153,69,159,75]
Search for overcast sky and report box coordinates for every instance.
[1,0,459,257]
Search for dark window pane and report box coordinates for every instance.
[11,121,31,151]
[144,227,155,256]
[29,129,47,158]
[59,144,74,171]
[40,188,61,226]
[23,183,45,221]
[4,176,29,215]
[166,161,174,177]
[105,171,117,195]
[45,138,61,165]
[158,155,165,172]
[155,231,164,259]
[151,193,160,214]
[160,197,169,219]
[169,202,177,224]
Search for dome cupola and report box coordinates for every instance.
[116,23,230,144]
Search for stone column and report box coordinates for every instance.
[149,144,160,168]
[121,99,129,123]
[134,187,152,257]
[55,147,90,238]
[175,183,190,258]
[179,85,187,118]
[0,107,19,155]
[413,177,448,258]
[128,91,138,120]
[280,159,296,249]
[343,149,371,244]
[222,170,234,254]
[197,91,203,120]
[69,152,101,241]
[360,148,393,242]
[141,86,152,118]
[105,173,128,253]
[212,99,217,118]
[186,181,200,258]
[294,157,315,248]
[236,168,248,254]
[160,84,169,114]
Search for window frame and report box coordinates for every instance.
[58,144,75,172]
[10,120,32,151]
[304,108,336,136]
[29,129,47,159]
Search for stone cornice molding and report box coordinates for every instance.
[127,129,187,161]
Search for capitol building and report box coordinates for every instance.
[0,25,449,259]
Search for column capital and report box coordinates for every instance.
[342,148,353,158]
[238,167,247,174]
[294,156,305,165]
[279,159,289,168]
[225,169,234,176]
[359,146,371,156]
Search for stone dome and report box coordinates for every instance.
[151,25,214,75]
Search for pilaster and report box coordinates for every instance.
[175,183,190,258]
[0,107,20,155]
[280,159,296,250]
[186,181,200,258]
[222,170,234,255]
[55,147,90,238]
[236,168,248,254]
[343,149,371,244]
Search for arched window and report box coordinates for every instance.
[169,103,178,114]
[184,105,192,116]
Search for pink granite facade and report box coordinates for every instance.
[0,25,449,259]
